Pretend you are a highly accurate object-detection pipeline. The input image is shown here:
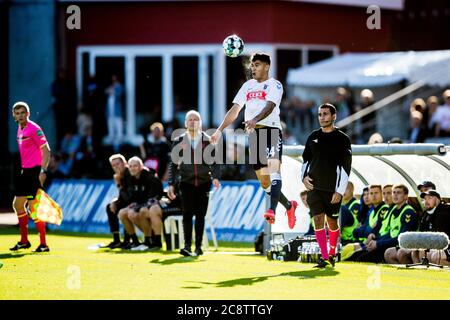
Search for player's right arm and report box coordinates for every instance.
[211,81,248,144]
[210,103,243,144]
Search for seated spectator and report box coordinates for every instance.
[426,96,439,136]
[409,110,427,143]
[146,188,183,250]
[384,190,450,265]
[357,186,371,226]
[102,154,132,249]
[409,98,427,116]
[430,89,450,137]
[388,137,403,144]
[334,87,351,122]
[352,185,390,243]
[341,185,390,260]
[72,126,97,178]
[368,132,383,145]
[417,180,436,194]
[118,157,164,250]
[356,89,375,144]
[340,182,360,245]
[59,130,81,175]
[382,184,394,207]
[343,184,417,263]
[139,122,171,181]
[77,104,93,137]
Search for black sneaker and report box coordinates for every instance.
[101,241,121,249]
[10,241,32,251]
[34,244,50,252]
[180,247,192,257]
[328,255,336,267]
[313,257,333,269]
[194,247,203,256]
[119,242,132,250]
[147,243,162,251]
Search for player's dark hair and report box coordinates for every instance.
[250,53,271,65]
[393,184,409,195]
[318,103,337,115]
[369,184,382,191]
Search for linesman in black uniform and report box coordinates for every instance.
[302,103,352,268]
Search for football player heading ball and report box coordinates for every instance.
[210,52,298,229]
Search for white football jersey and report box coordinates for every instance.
[233,78,283,129]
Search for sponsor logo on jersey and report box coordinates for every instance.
[36,130,44,137]
[276,81,282,89]
[246,91,267,101]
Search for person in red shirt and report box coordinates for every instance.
[10,102,51,252]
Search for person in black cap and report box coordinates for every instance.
[384,189,450,264]
[418,190,450,236]
[417,181,436,193]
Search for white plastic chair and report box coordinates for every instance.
[164,190,218,251]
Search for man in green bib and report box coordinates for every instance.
[353,184,417,263]
[340,182,360,245]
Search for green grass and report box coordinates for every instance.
[1,227,450,300]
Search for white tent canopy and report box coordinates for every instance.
[287,50,450,88]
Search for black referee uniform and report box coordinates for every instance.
[302,128,352,217]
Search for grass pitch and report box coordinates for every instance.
[1,228,449,300]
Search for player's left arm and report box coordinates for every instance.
[248,101,276,124]
[39,143,51,187]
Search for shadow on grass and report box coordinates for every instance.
[0,253,28,260]
[197,269,339,288]
[94,248,180,256]
[149,256,202,265]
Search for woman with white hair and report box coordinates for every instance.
[168,110,221,256]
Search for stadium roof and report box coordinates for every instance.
[287,50,450,88]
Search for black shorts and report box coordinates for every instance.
[133,198,160,213]
[160,198,182,219]
[14,166,41,200]
[306,189,341,218]
[248,127,283,171]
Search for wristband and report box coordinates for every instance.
[40,168,47,174]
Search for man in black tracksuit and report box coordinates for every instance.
[168,110,221,257]
[104,154,132,248]
[118,156,164,249]
[302,103,352,268]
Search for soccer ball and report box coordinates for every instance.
[222,34,244,58]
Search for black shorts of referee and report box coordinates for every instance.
[306,189,342,219]
[14,166,41,200]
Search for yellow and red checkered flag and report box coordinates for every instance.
[29,188,63,225]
